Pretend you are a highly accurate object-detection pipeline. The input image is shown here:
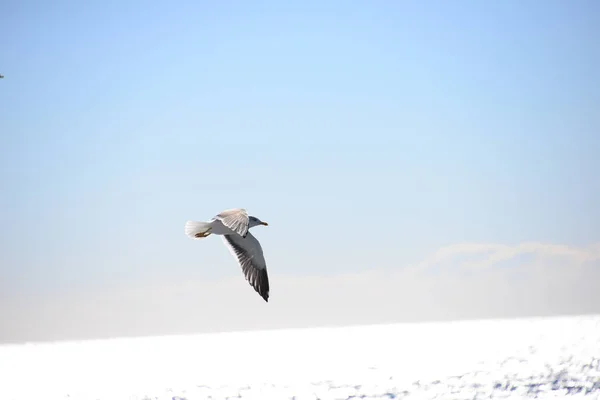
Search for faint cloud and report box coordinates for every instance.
[414,241,600,271]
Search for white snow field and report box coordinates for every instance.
[0,314,599,400]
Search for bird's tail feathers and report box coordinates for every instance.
[185,221,213,239]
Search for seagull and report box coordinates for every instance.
[185,208,271,302]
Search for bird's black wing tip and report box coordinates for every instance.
[256,268,270,303]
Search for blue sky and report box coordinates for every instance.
[1,0,599,342]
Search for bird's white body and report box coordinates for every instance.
[208,219,237,235]
[185,208,271,302]
[185,217,264,238]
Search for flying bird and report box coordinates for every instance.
[185,208,271,302]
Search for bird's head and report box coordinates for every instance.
[249,216,269,228]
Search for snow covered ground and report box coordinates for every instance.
[0,314,598,399]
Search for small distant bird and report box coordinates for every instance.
[0,74,4,79]
[185,208,271,302]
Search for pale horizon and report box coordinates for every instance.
[1,239,599,344]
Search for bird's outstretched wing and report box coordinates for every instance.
[214,208,249,237]
[222,232,269,302]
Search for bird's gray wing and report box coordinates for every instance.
[222,232,269,302]
[214,208,249,237]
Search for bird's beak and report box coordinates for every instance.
[261,221,269,226]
